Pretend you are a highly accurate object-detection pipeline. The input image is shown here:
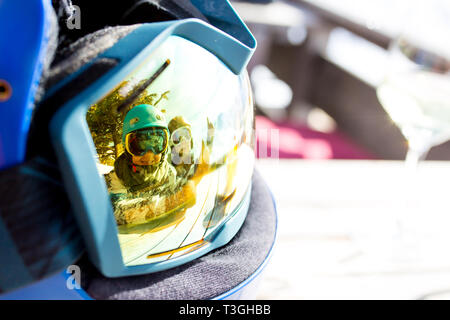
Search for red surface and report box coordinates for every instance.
[255,115,374,160]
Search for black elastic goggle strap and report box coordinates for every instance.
[0,157,84,293]
[52,0,208,53]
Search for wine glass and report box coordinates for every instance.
[375,1,450,263]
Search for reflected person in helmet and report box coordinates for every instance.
[115,104,174,193]
[112,104,196,225]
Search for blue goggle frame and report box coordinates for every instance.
[51,19,255,278]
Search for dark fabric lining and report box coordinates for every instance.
[45,25,138,88]
[78,170,276,300]
[0,157,84,282]
[49,1,207,66]
[37,0,210,102]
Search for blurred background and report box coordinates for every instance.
[232,0,450,299]
[238,0,450,161]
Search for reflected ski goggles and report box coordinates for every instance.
[171,126,192,145]
[0,1,256,292]
[125,128,169,157]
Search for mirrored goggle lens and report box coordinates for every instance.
[126,128,168,156]
[86,35,254,267]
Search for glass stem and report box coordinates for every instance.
[405,147,428,170]
[396,144,430,238]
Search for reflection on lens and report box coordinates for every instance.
[126,127,168,156]
[86,35,254,266]
[171,126,191,145]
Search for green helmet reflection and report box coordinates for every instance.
[122,104,168,143]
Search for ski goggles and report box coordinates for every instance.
[125,127,169,157]
[0,0,256,292]
[171,126,192,145]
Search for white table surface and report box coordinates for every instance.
[255,159,450,300]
